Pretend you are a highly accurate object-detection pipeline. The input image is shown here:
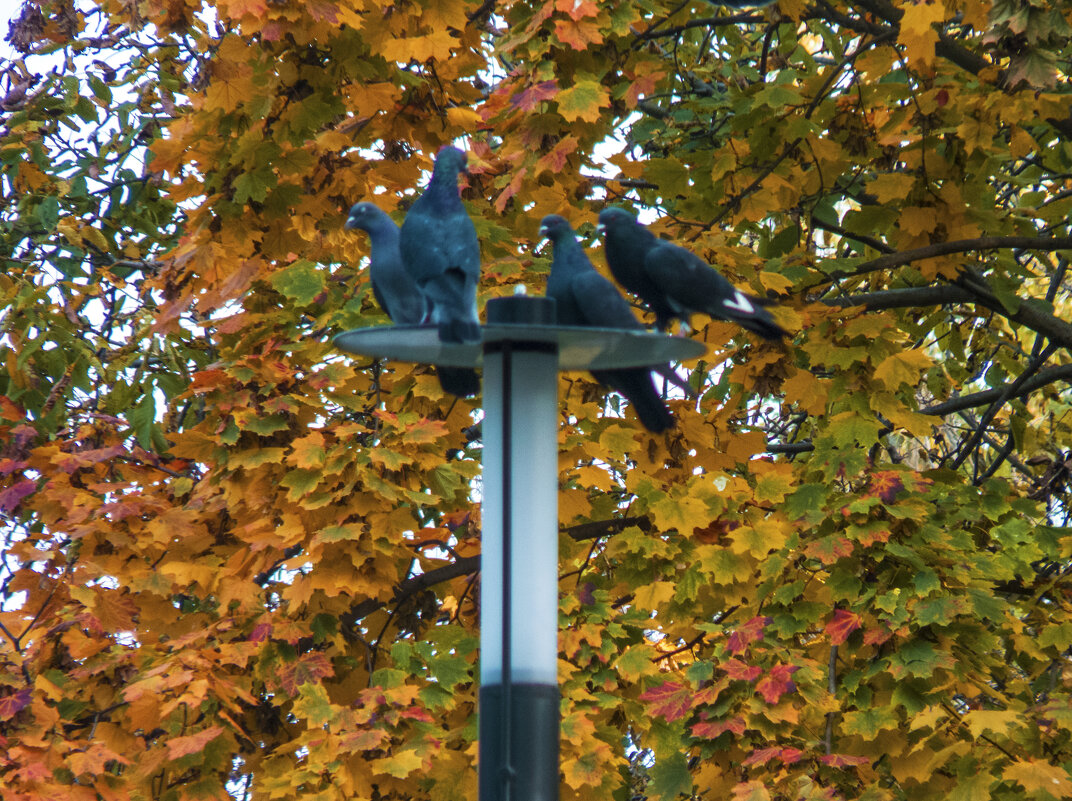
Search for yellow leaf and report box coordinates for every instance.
[1004,759,1072,797]
[873,349,932,390]
[446,106,482,130]
[783,367,828,416]
[633,580,676,610]
[869,173,916,204]
[56,219,82,246]
[963,709,1020,739]
[556,79,610,123]
[899,206,937,237]
[898,0,946,69]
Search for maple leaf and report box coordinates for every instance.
[510,80,558,112]
[873,350,932,391]
[819,753,870,767]
[554,18,603,50]
[278,652,335,695]
[692,716,746,738]
[554,0,599,20]
[1004,759,1072,796]
[639,681,696,722]
[166,726,225,759]
[722,658,762,681]
[898,0,945,68]
[755,664,798,704]
[726,616,770,655]
[731,780,772,801]
[0,688,31,721]
[556,79,610,123]
[0,479,35,513]
[802,535,854,565]
[825,609,862,645]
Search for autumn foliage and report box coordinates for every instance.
[3,0,1072,799]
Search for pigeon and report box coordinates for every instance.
[540,214,675,434]
[399,146,482,344]
[346,202,480,398]
[597,206,786,340]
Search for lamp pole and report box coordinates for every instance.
[333,298,704,801]
[479,296,560,801]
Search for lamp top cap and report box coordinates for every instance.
[486,295,557,327]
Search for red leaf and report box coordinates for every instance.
[755,664,798,704]
[0,688,32,721]
[726,616,770,655]
[0,458,27,476]
[278,652,335,695]
[510,80,558,112]
[802,535,854,565]
[722,658,762,681]
[401,706,434,722]
[865,470,905,503]
[826,609,862,645]
[863,625,893,646]
[0,479,35,513]
[819,753,870,767]
[743,746,781,767]
[639,681,695,722]
[249,622,272,642]
[692,716,746,738]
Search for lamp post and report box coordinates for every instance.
[334,296,704,801]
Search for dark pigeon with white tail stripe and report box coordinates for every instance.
[597,206,786,340]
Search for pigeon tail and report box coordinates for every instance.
[438,317,481,344]
[436,366,481,398]
[737,315,788,341]
[593,369,675,434]
[627,386,675,433]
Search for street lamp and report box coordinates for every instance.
[335,295,704,801]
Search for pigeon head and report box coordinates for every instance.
[433,145,468,177]
[538,214,573,241]
[343,201,398,236]
[597,206,637,234]
[344,201,389,232]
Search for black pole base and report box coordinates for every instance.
[479,683,560,801]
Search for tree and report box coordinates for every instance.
[2,0,1072,798]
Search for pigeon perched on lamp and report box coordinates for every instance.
[540,214,675,434]
[399,146,482,345]
[345,202,480,398]
[597,206,786,340]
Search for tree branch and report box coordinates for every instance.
[919,363,1072,416]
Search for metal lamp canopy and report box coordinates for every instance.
[332,322,706,370]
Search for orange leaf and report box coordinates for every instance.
[555,0,599,20]
[166,726,225,760]
[554,18,603,50]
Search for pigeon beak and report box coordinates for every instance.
[344,216,358,230]
[596,223,606,234]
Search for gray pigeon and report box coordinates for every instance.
[399,146,482,344]
[540,214,674,434]
[597,207,786,340]
[346,202,480,398]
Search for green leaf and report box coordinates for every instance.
[271,260,326,306]
[647,749,692,800]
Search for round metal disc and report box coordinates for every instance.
[333,324,707,370]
